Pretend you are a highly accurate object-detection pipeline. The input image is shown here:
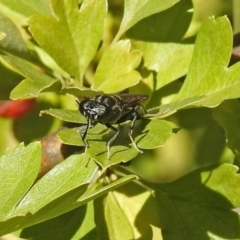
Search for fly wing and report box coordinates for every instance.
[118,93,148,107]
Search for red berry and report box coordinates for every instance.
[0,99,36,119]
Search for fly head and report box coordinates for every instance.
[79,99,100,121]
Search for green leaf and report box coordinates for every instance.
[60,87,101,98]
[175,16,240,107]
[0,32,6,41]
[0,142,41,220]
[129,71,154,97]
[31,174,137,225]
[128,0,194,89]
[41,109,85,124]
[94,192,134,240]
[93,181,162,239]
[213,100,240,162]
[79,175,137,204]
[1,55,61,99]
[21,174,136,232]
[92,40,142,93]
[114,0,179,41]
[0,184,89,234]
[0,0,52,16]
[134,42,194,90]
[20,203,97,240]
[136,119,173,149]
[59,119,172,168]
[20,206,89,240]
[71,202,96,239]
[0,215,27,236]
[124,1,196,112]
[58,117,172,151]
[12,155,98,216]
[29,0,107,81]
[19,175,137,238]
[0,12,31,59]
[155,43,194,90]
[27,41,71,78]
[127,0,193,42]
[146,95,205,118]
[58,127,84,146]
[146,164,240,239]
[27,185,90,229]
[0,157,135,235]
[0,61,23,100]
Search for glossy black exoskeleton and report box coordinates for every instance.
[76,94,148,159]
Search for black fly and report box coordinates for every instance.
[76,94,148,159]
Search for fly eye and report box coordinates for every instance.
[79,100,90,116]
[85,102,98,112]
[88,102,97,109]
[79,100,99,117]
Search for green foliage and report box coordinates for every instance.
[0,0,240,239]
[213,100,240,163]
[174,17,240,107]
[92,40,142,92]
[0,143,41,219]
[28,0,107,82]
[4,55,61,99]
[147,164,240,239]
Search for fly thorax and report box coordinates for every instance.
[96,104,110,124]
[97,104,107,118]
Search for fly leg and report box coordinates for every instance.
[80,117,91,147]
[117,104,145,154]
[80,117,93,159]
[128,111,143,154]
[105,123,119,160]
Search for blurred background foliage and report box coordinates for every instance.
[0,0,238,183]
